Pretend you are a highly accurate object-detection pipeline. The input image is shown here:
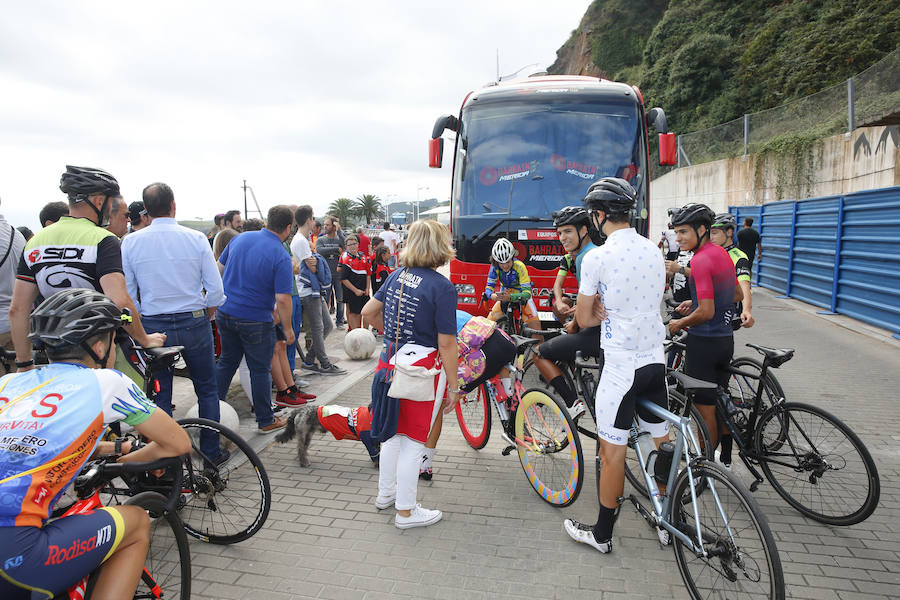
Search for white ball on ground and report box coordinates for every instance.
[185,401,241,451]
[186,400,240,432]
[344,328,377,360]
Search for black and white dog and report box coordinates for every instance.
[275,404,379,467]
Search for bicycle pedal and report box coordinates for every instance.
[749,480,761,493]
[501,445,515,456]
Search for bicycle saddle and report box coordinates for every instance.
[668,371,718,391]
[745,343,794,368]
[144,346,185,372]
[510,335,540,352]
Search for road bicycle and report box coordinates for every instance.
[493,293,534,337]
[518,330,715,499]
[115,338,272,543]
[53,456,191,600]
[616,370,785,600]
[455,334,584,506]
[673,342,880,526]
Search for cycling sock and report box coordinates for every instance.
[550,376,576,407]
[719,434,733,464]
[500,377,513,396]
[593,504,619,542]
[421,447,435,470]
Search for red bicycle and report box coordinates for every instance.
[53,456,190,600]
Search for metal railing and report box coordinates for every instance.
[668,46,900,169]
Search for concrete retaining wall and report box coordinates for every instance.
[649,125,900,236]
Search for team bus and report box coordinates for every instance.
[429,74,676,318]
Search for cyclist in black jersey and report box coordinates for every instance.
[531,207,602,419]
[10,166,166,372]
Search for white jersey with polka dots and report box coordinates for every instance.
[578,227,666,356]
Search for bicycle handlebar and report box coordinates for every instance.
[75,455,185,511]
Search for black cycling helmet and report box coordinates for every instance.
[552,206,590,228]
[59,165,120,227]
[582,177,637,216]
[29,289,131,364]
[711,212,737,230]
[670,203,715,228]
[670,203,716,251]
[553,206,595,251]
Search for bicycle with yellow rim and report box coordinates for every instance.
[455,332,583,506]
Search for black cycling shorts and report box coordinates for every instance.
[684,334,734,405]
[536,325,602,365]
[594,357,668,445]
[461,330,516,394]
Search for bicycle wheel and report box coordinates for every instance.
[126,491,191,600]
[455,382,492,449]
[624,397,713,498]
[755,402,880,526]
[728,357,784,411]
[670,461,784,600]
[514,388,583,506]
[177,417,272,544]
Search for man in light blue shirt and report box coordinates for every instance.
[121,182,227,462]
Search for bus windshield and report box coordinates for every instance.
[451,95,645,267]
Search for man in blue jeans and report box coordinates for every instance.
[216,205,296,433]
[121,182,227,462]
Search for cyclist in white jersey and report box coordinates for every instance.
[563,177,670,554]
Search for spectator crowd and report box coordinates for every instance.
[2,165,402,436]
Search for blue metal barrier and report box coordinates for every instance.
[731,186,900,337]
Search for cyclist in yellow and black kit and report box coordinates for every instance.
[483,238,541,335]
[711,213,754,329]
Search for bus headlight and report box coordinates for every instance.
[458,297,477,304]
[455,284,475,294]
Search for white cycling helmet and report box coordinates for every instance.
[491,237,516,263]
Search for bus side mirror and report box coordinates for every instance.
[429,138,444,168]
[659,133,677,166]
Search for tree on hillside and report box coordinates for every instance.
[327,198,356,226]
[354,194,383,224]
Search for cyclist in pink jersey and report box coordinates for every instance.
[667,204,743,468]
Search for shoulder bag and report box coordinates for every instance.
[386,269,441,402]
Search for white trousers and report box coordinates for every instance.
[378,434,424,511]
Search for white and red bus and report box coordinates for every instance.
[429,75,676,318]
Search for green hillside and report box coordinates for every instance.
[550,0,900,135]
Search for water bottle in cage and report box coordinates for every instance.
[492,382,509,421]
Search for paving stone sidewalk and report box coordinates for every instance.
[180,289,900,600]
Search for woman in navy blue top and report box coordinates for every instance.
[361,220,458,529]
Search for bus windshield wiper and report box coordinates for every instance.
[471,216,553,244]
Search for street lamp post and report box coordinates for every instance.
[416,186,429,221]
[385,193,398,225]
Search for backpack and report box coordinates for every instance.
[457,316,498,386]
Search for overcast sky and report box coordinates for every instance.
[1,1,591,230]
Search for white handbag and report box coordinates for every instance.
[385,271,441,402]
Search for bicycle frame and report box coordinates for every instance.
[61,458,184,600]
[629,397,738,559]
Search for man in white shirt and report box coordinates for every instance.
[0,198,26,370]
[291,206,344,375]
[121,183,228,463]
[379,222,400,267]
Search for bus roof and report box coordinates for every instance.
[462,76,639,109]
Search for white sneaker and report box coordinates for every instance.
[656,526,672,546]
[567,401,585,420]
[374,494,395,510]
[395,504,442,529]
[563,518,612,553]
